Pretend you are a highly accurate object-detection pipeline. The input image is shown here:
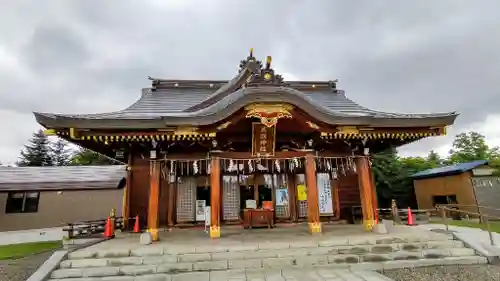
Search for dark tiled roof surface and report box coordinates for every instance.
[34,86,456,121]
[0,165,126,191]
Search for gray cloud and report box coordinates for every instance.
[1,0,500,163]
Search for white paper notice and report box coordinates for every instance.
[317,173,333,215]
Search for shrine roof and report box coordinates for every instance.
[33,51,458,129]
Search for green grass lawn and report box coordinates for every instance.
[0,240,62,260]
[430,218,500,233]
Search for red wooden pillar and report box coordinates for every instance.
[355,156,376,231]
[210,158,221,238]
[147,161,161,241]
[369,168,379,223]
[305,154,321,233]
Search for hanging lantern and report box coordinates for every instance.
[193,161,199,174]
[228,159,235,172]
[275,159,281,173]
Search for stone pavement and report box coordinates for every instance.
[51,268,394,280]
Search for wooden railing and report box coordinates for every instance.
[63,217,125,239]
[376,201,500,247]
[351,205,435,224]
[436,204,500,246]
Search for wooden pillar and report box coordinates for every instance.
[210,158,221,238]
[122,154,132,229]
[147,161,161,241]
[369,169,379,223]
[305,154,321,233]
[355,156,376,231]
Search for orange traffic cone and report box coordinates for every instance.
[407,207,415,226]
[104,217,114,238]
[133,215,140,233]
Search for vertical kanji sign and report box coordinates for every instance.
[251,122,276,157]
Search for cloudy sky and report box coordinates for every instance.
[1,0,499,164]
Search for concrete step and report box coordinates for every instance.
[49,268,395,281]
[49,239,481,279]
[49,256,487,280]
[58,239,469,268]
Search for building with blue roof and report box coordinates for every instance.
[411,160,500,218]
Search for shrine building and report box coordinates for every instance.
[34,49,458,240]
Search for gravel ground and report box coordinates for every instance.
[383,265,500,281]
[0,250,55,281]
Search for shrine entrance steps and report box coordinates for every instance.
[48,225,487,280]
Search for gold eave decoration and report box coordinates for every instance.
[320,131,438,140]
[337,126,359,134]
[43,129,57,136]
[216,121,232,131]
[306,121,319,130]
[79,133,216,142]
[173,126,198,135]
[245,103,293,128]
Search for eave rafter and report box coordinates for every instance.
[46,128,216,143]
[320,126,446,140]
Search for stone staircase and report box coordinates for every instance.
[48,232,487,280]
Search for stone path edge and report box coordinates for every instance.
[421,224,498,264]
[27,237,109,281]
[26,250,68,281]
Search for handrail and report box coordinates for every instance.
[436,203,500,212]
[375,201,500,247]
[437,205,499,246]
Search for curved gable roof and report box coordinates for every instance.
[34,85,457,129]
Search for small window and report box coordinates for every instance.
[5,192,40,213]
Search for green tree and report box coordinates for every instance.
[447,132,496,163]
[371,148,414,207]
[426,150,442,167]
[69,149,119,165]
[18,129,53,166]
[50,138,72,166]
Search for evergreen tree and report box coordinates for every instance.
[18,129,53,166]
[51,138,72,166]
[426,150,442,167]
[69,148,118,165]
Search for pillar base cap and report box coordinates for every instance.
[147,228,159,241]
[209,226,221,238]
[363,220,376,232]
[308,222,322,234]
